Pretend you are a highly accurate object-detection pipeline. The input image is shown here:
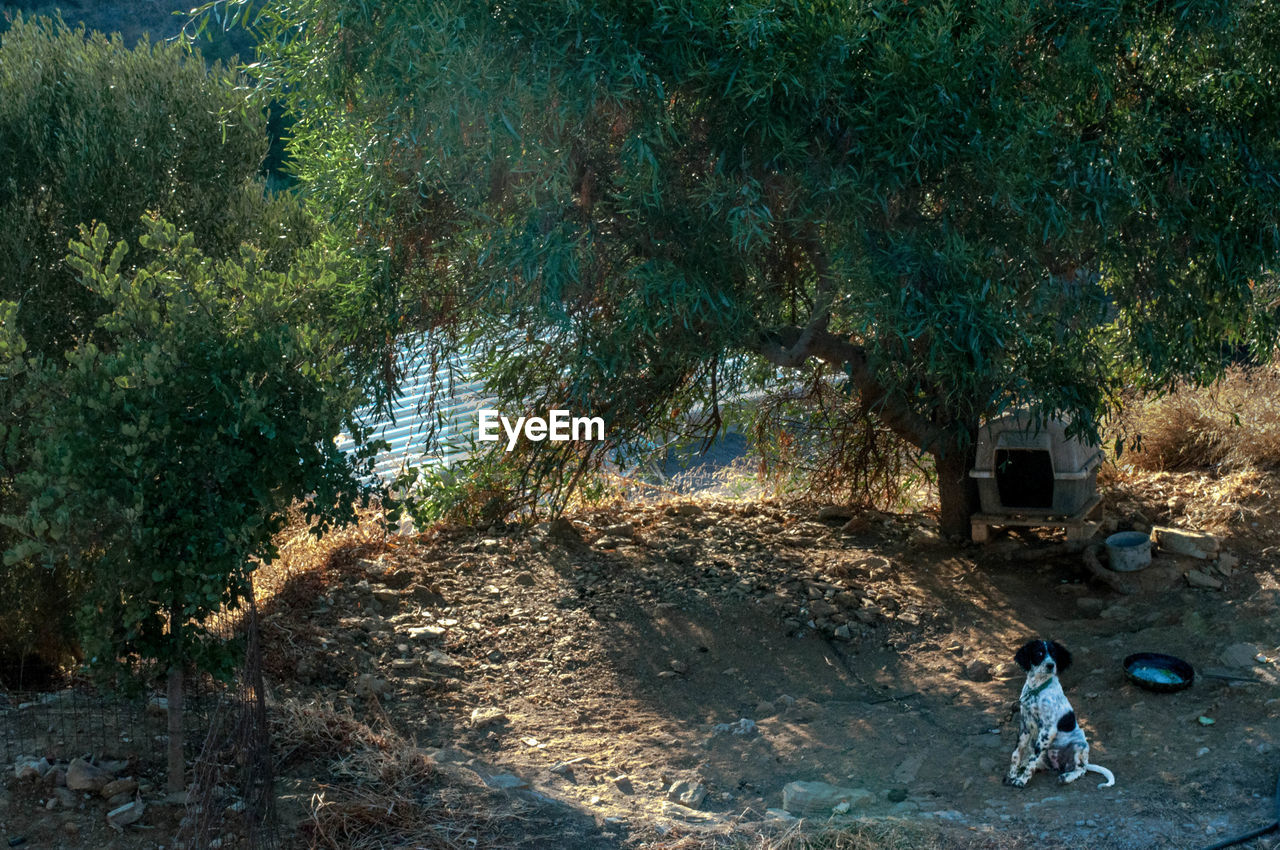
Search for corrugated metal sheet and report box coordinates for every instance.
[335,350,493,482]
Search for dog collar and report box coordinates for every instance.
[1025,678,1054,699]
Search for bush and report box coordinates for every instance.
[0,13,319,680]
[1,218,375,698]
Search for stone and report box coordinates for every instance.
[424,649,465,674]
[1186,570,1223,590]
[612,774,635,795]
[667,779,707,808]
[406,625,446,640]
[1216,551,1240,575]
[1154,526,1219,559]
[809,599,838,617]
[601,523,634,538]
[660,800,717,822]
[669,659,689,674]
[470,707,508,730]
[782,781,875,815]
[66,758,111,793]
[1075,597,1108,616]
[963,660,992,682]
[887,787,909,803]
[100,778,138,799]
[13,756,51,781]
[53,788,78,809]
[893,752,926,784]
[833,624,852,641]
[817,505,854,521]
[355,674,390,697]
[1222,643,1263,668]
[485,773,529,791]
[106,799,145,828]
[514,571,537,586]
[668,504,703,517]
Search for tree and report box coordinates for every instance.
[229,0,1280,537]
[0,219,376,790]
[0,12,319,679]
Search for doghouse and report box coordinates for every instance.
[968,413,1103,542]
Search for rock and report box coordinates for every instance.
[810,599,838,617]
[1100,603,1134,620]
[667,504,703,517]
[424,649,465,674]
[410,584,446,606]
[355,674,390,697]
[469,707,508,730]
[817,505,854,521]
[887,787,909,803]
[963,660,992,682]
[485,773,529,791]
[550,756,591,777]
[53,788,78,809]
[601,523,634,538]
[994,662,1022,680]
[13,756,51,781]
[893,752,926,784]
[1075,597,1108,616]
[106,799,144,829]
[514,571,537,586]
[1222,643,1263,668]
[100,778,138,799]
[1154,526,1219,559]
[1186,570,1223,590]
[833,624,852,641]
[660,800,717,822]
[406,625,446,640]
[666,778,707,808]
[66,758,111,793]
[712,718,757,737]
[1216,551,1240,575]
[782,780,875,815]
[612,774,635,795]
[669,659,689,675]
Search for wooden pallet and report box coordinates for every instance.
[971,494,1103,543]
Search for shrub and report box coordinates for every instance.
[0,218,377,788]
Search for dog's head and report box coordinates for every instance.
[1014,639,1072,681]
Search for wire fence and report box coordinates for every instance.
[0,583,279,849]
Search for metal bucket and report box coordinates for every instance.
[1106,531,1152,572]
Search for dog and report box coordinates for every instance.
[1004,639,1115,788]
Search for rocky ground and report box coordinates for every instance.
[4,495,1280,849]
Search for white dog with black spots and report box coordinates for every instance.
[1005,639,1115,789]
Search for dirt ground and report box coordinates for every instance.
[258,492,1278,849]
[4,488,1279,849]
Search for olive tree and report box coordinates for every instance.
[224,0,1280,536]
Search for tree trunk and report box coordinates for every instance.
[167,663,184,793]
[935,443,980,541]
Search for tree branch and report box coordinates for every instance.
[752,325,944,451]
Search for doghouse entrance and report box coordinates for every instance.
[994,449,1055,510]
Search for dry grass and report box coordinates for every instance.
[1101,363,1280,532]
[631,817,1094,850]
[254,503,391,604]
[1118,364,1280,474]
[272,698,515,850]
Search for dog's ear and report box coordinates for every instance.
[1048,641,1072,673]
[1014,640,1037,671]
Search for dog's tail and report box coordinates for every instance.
[1087,763,1115,788]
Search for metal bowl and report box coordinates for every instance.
[1123,652,1195,692]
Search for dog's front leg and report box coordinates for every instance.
[1005,731,1036,786]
